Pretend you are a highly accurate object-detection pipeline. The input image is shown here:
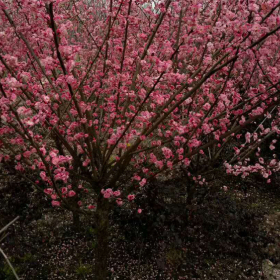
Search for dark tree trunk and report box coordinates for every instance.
[185,182,196,222]
[186,184,195,206]
[95,195,110,280]
[72,211,80,229]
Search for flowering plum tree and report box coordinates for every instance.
[0,0,280,278]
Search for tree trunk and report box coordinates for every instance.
[186,184,195,206]
[185,182,196,222]
[72,211,80,230]
[95,195,110,280]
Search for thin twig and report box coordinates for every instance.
[0,217,21,280]
[0,248,20,280]
[0,216,19,235]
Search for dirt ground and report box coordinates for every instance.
[1,173,280,279]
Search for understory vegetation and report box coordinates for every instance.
[1,171,280,279]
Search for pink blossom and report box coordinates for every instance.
[44,188,53,195]
[269,144,275,150]
[52,201,61,207]
[107,138,116,145]
[52,157,59,165]
[203,103,211,111]
[162,147,173,159]
[245,132,251,143]
[251,107,264,116]
[249,3,259,12]
[116,199,123,206]
[54,167,69,182]
[104,192,111,198]
[15,155,21,160]
[127,194,135,201]
[42,95,50,103]
[7,77,22,88]
[177,148,184,155]
[40,171,47,181]
[167,161,173,169]
[155,160,164,169]
[50,151,58,158]
[183,158,191,166]
[68,190,76,197]
[188,139,201,148]
[133,175,141,181]
[150,153,158,163]
[61,187,68,194]
[113,190,121,197]
[102,188,114,198]
[139,178,147,187]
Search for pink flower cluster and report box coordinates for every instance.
[101,188,121,199]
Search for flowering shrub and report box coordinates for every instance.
[0,0,279,209]
[0,0,280,277]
